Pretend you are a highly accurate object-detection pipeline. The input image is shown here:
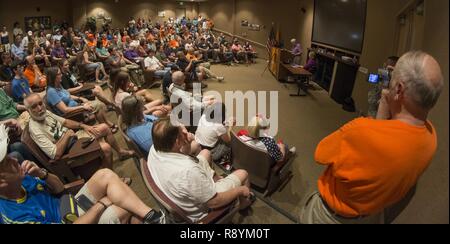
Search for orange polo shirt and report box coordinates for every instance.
[315,118,437,217]
[169,39,179,49]
[23,67,47,88]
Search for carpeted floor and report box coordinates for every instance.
[106,60,359,224]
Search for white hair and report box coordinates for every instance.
[393,51,444,110]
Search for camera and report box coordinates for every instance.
[378,68,391,88]
[368,68,392,87]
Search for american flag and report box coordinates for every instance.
[267,24,277,58]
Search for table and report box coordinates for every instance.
[281,64,313,97]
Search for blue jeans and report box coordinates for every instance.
[154,67,171,78]
[85,62,102,71]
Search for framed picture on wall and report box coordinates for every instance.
[249,24,260,31]
[24,16,52,32]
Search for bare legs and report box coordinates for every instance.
[91,123,135,161]
[85,169,152,220]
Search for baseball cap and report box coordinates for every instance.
[0,124,9,162]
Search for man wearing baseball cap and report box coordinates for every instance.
[0,123,165,224]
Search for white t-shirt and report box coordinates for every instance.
[168,84,204,112]
[144,56,161,70]
[195,114,227,148]
[13,28,23,37]
[52,35,63,41]
[114,89,131,108]
[185,43,194,50]
[29,111,68,159]
[147,146,217,222]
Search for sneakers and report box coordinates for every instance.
[289,147,297,155]
[217,76,224,82]
[143,210,166,224]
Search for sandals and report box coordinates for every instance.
[247,192,257,204]
[239,192,256,215]
[110,124,119,134]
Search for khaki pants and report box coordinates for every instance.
[299,191,383,224]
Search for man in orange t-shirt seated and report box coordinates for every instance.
[300,51,444,224]
[23,55,47,89]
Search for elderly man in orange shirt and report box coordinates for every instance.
[300,51,444,224]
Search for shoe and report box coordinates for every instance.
[143,210,166,224]
[289,147,297,155]
[217,77,224,82]
[110,124,119,134]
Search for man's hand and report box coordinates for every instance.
[83,125,102,139]
[83,103,94,112]
[187,132,195,143]
[376,89,392,120]
[66,129,76,138]
[3,119,19,129]
[225,117,236,127]
[80,97,89,103]
[21,161,45,179]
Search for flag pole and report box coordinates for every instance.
[262,22,275,77]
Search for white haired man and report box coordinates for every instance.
[23,93,135,168]
[290,39,303,65]
[300,51,444,224]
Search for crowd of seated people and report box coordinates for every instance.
[0,14,442,225]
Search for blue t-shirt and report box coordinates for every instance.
[11,77,31,103]
[47,86,79,116]
[0,176,62,224]
[127,115,158,156]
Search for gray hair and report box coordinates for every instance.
[392,51,444,110]
[23,93,42,109]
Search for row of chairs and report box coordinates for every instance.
[117,112,294,223]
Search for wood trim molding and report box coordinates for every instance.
[213,28,266,49]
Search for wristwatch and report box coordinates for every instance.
[40,168,49,181]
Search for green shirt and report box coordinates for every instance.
[0,88,19,120]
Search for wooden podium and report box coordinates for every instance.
[269,47,294,81]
